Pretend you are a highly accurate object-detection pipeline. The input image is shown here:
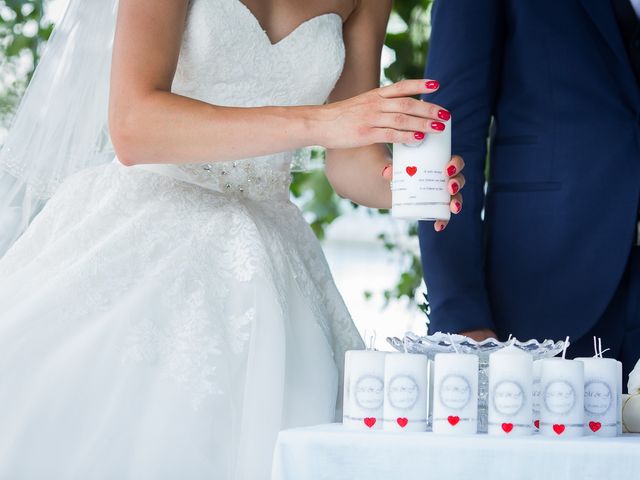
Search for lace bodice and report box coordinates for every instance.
[134,0,346,200]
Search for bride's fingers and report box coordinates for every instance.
[375,113,447,135]
[370,128,425,145]
[434,220,449,232]
[381,98,449,123]
[378,79,440,98]
[381,163,393,181]
[450,193,463,214]
[449,173,466,195]
[444,155,465,178]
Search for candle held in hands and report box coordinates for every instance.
[391,119,452,221]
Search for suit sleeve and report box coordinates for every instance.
[418,0,505,334]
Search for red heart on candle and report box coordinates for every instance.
[534,420,540,429]
[502,423,514,433]
[553,424,565,435]
[406,166,418,177]
[589,421,602,432]
[397,417,408,428]
[364,417,376,428]
[447,415,460,426]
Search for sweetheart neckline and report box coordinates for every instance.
[231,0,343,47]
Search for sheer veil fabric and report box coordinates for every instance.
[0,0,364,478]
[0,0,118,257]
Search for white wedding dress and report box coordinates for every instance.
[0,0,363,478]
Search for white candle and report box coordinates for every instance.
[540,358,584,437]
[391,119,452,221]
[427,359,435,430]
[343,350,387,430]
[432,353,479,434]
[488,346,533,436]
[382,353,429,432]
[617,361,623,435]
[576,357,618,437]
[532,360,542,430]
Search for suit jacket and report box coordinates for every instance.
[418,0,640,341]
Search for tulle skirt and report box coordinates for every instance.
[0,161,363,479]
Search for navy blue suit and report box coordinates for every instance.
[418,0,640,377]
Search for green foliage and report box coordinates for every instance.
[0,1,52,66]
[385,1,432,83]
[0,0,51,125]
[0,0,434,313]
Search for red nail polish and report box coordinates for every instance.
[455,201,462,213]
[381,164,391,176]
[451,182,459,194]
[439,223,445,231]
[431,121,446,131]
[425,80,439,90]
[414,131,425,140]
[438,109,451,121]
[447,165,457,177]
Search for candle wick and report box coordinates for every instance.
[598,337,603,358]
[448,333,460,354]
[562,336,570,359]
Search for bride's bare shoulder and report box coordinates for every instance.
[344,0,392,22]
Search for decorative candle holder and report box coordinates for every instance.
[387,332,565,432]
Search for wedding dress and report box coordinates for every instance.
[0,0,364,478]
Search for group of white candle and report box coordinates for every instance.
[343,340,623,437]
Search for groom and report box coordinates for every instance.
[418,0,640,382]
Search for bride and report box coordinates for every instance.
[0,0,464,478]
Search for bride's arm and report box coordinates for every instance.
[108,0,443,167]
[324,0,464,228]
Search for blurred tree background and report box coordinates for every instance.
[0,0,433,314]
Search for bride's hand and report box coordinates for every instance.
[318,79,450,149]
[382,154,465,232]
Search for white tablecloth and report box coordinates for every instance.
[272,424,640,480]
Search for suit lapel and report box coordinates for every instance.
[580,0,639,100]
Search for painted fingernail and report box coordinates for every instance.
[438,109,451,121]
[425,80,439,90]
[447,165,457,177]
[451,182,459,194]
[414,131,425,140]
[438,223,446,231]
[431,121,446,131]
[382,164,391,176]
[455,201,462,213]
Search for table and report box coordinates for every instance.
[272,423,640,480]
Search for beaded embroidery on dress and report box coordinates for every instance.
[0,1,363,478]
